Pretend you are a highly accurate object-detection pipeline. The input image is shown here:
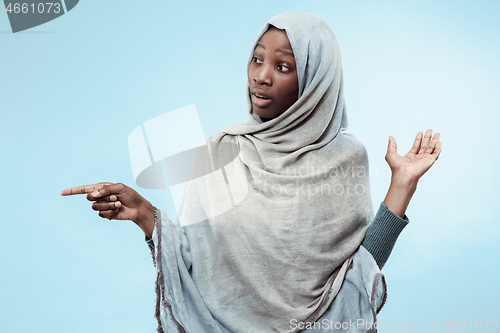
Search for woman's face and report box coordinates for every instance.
[248,27,299,121]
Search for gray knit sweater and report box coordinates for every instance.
[362,201,409,269]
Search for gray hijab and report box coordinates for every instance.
[153,12,374,333]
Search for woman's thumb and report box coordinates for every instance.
[91,183,112,198]
[387,135,397,154]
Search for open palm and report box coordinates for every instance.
[385,129,442,182]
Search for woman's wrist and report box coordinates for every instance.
[383,170,418,218]
[390,167,419,188]
[135,199,155,239]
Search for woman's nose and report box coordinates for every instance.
[253,65,272,86]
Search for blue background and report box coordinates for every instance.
[1,0,499,332]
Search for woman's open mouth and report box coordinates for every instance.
[251,92,272,108]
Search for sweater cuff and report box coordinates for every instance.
[362,202,409,269]
[145,234,155,249]
[144,206,159,249]
[378,201,410,225]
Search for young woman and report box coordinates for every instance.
[62,12,441,333]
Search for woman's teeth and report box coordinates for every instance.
[254,94,269,100]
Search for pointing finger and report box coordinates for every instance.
[61,182,113,196]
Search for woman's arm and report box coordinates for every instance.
[362,129,442,269]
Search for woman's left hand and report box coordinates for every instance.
[385,129,442,183]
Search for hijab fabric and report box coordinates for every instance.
[152,12,375,333]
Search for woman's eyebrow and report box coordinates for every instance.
[277,49,294,57]
[256,43,294,57]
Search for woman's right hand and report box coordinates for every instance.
[61,182,155,238]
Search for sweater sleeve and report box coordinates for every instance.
[362,201,409,270]
[145,207,158,267]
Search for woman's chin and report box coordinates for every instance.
[256,113,274,122]
[253,107,273,120]
[253,104,289,120]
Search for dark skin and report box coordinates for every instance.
[248,27,299,121]
[61,27,442,238]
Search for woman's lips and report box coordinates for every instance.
[251,92,272,108]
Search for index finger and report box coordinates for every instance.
[408,132,423,155]
[61,182,112,196]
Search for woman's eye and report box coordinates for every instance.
[277,64,290,72]
[253,57,263,64]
